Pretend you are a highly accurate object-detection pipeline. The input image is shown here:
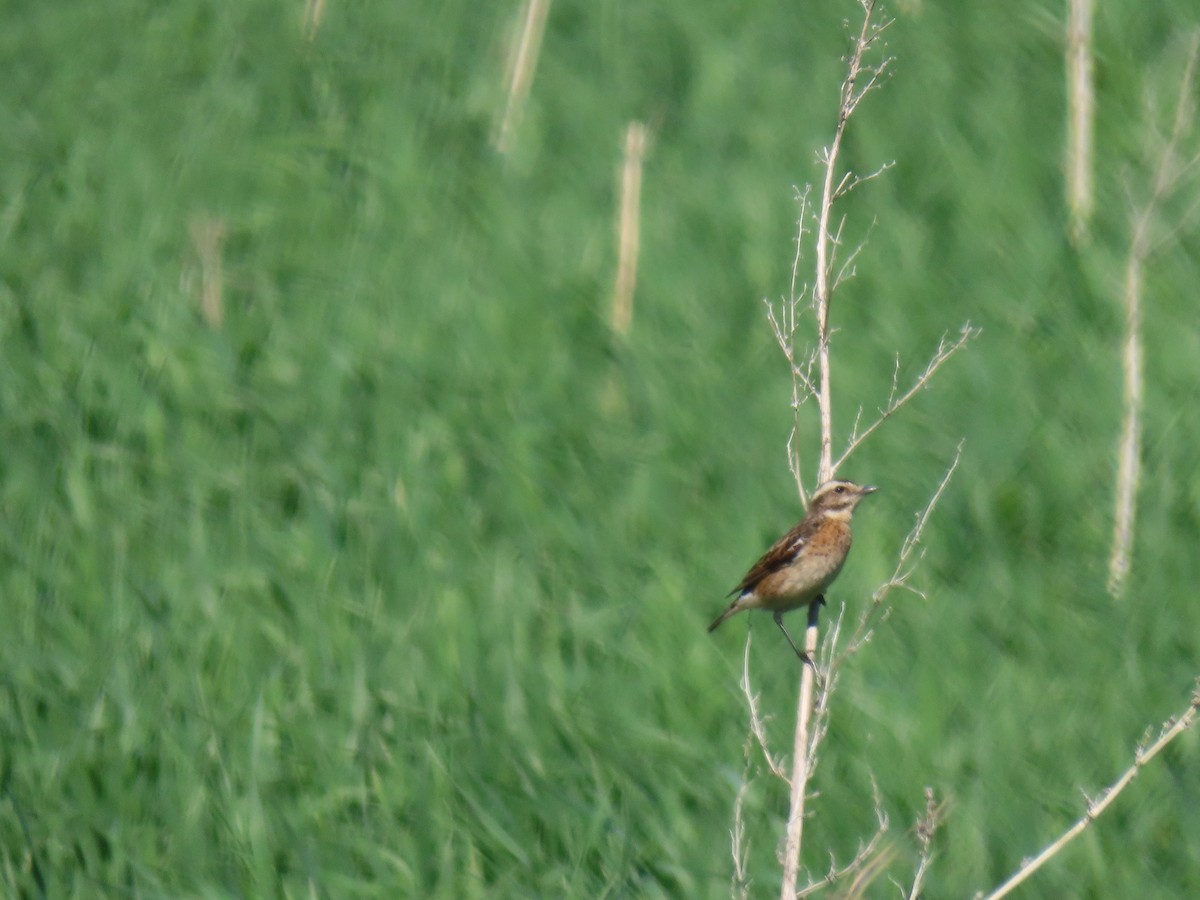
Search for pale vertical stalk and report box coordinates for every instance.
[1107,33,1200,596]
[813,0,884,485]
[611,122,647,336]
[1108,244,1143,595]
[780,602,820,898]
[494,0,551,156]
[190,216,227,329]
[780,7,882,898]
[303,0,327,40]
[813,164,837,485]
[740,2,957,893]
[1065,0,1094,243]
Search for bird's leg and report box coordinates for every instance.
[773,610,812,666]
[806,597,827,689]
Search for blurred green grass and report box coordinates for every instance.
[2,0,1199,896]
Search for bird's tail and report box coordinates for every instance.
[707,602,740,633]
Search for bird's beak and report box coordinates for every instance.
[861,485,879,495]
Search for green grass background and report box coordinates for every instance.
[3,0,1199,896]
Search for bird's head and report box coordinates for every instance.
[808,479,878,519]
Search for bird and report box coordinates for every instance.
[708,479,877,661]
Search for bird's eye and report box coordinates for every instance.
[834,485,845,494]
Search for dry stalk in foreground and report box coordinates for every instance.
[807,1,894,490]
[839,443,962,661]
[793,779,892,898]
[730,2,974,893]
[789,453,960,875]
[902,787,948,900]
[774,19,897,890]
[979,679,1200,900]
[729,752,753,900]
[727,3,972,897]
[1108,32,1200,597]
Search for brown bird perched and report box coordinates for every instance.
[708,479,877,660]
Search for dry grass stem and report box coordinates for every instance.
[766,189,815,501]
[903,787,948,900]
[1108,33,1200,596]
[189,216,227,328]
[780,601,822,899]
[834,325,978,472]
[1065,0,1094,243]
[778,5,897,897]
[740,633,789,782]
[979,679,1200,900]
[842,442,963,658]
[795,781,892,898]
[811,0,894,486]
[806,602,847,766]
[610,122,647,336]
[493,0,551,155]
[303,0,327,41]
[736,2,965,894]
[730,755,753,900]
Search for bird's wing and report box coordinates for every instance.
[729,517,817,596]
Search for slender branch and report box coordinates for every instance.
[813,0,889,485]
[833,159,896,202]
[730,2,963,894]
[781,600,823,899]
[770,187,816,502]
[832,223,875,295]
[795,783,891,897]
[740,632,789,782]
[843,442,963,659]
[905,787,947,900]
[730,755,753,900]
[833,326,978,474]
[979,680,1200,900]
[780,5,893,897]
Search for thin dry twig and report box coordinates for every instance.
[811,0,894,487]
[841,442,963,659]
[833,326,978,474]
[795,779,893,898]
[730,754,753,900]
[733,3,967,896]
[904,787,948,900]
[767,188,816,503]
[741,632,789,782]
[979,680,1200,900]
[777,5,896,898]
